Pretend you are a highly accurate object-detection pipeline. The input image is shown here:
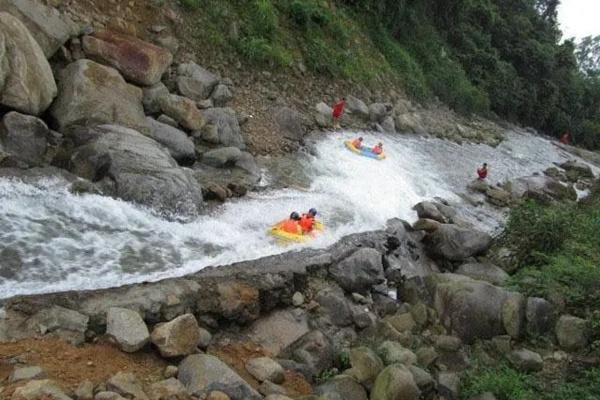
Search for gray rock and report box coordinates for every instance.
[292,292,305,307]
[434,335,462,352]
[455,263,509,285]
[394,113,425,134]
[202,147,242,167]
[560,160,594,179]
[508,348,543,372]
[502,292,526,339]
[486,187,512,207]
[416,346,438,368]
[281,330,333,377]
[198,327,212,349]
[95,392,127,400]
[201,108,245,149]
[146,117,196,165]
[159,93,205,131]
[384,313,416,333]
[107,372,148,400]
[371,364,420,400]
[0,0,76,58]
[380,116,396,133]
[526,297,554,337]
[177,62,220,101]
[412,218,442,233]
[0,112,49,167]
[211,83,233,106]
[368,103,392,123]
[151,314,201,358]
[316,287,352,327]
[143,82,170,114]
[245,309,310,355]
[25,305,89,345]
[470,393,497,400]
[178,354,261,400]
[157,114,179,128]
[75,380,94,400]
[155,35,179,55]
[258,381,287,396]
[0,12,57,115]
[329,248,384,293]
[245,357,284,383]
[106,307,149,353]
[432,274,511,343]
[12,379,72,400]
[9,366,45,382]
[378,341,417,366]
[148,378,189,400]
[408,365,435,393]
[265,396,293,400]
[351,306,377,329]
[70,125,203,217]
[315,102,333,128]
[425,225,492,261]
[164,366,179,379]
[50,60,148,134]
[414,201,447,223]
[346,346,384,384]
[314,375,367,400]
[437,372,460,400]
[345,95,369,120]
[275,107,309,141]
[556,315,589,351]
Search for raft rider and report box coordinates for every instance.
[351,137,364,149]
[477,163,488,180]
[372,142,383,155]
[279,212,302,234]
[299,208,318,233]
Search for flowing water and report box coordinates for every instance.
[0,130,589,299]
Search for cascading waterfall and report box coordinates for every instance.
[0,130,588,299]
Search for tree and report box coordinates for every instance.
[576,35,600,77]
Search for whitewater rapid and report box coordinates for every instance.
[0,130,585,299]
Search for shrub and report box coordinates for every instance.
[236,37,293,67]
[179,0,200,9]
[461,365,536,400]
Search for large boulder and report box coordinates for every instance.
[501,293,526,339]
[211,83,233,107]
[455,263,509,285]
[560,160,594,179]
[424,225,492,261]
[315,102,333,128]
[346,347,384,384]
[394,113,425,134]
[369,103,392,123]
[345,95,369,120]
[159,94,205,131]
[274,107,309,142]
[200,108,245,149]
[328,248,384,293]
[555,315,589,351]
[148,378,191,400]
[507,175,577,202]
[178,354,262,400]
[525,297,554,337]
[107,372,148,400]
[70,125,203,216]
[106,307,149,352]
[11,379,72,400]
[146,117,196,165]
[314,375,367,400]
[245,357,284,384]
[315,287,353,327]
[371,364,420,400]
[508,348,543,372]
[201,147,242,168]
[143,82,170,114]
[0,0,76,57]
[150,314,201,358]
[244,309,310,355]
[20,305,89,345]
[50,60,148,134]
[377,341,417,366]
[0,111,51,167]
[413,201,446,223]
[82,30,172,86]
[177,62,220,101]
[432,274,512,343]
[281,330,333,377]
[0,12,57,115]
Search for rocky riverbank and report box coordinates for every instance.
[1,165,597,399]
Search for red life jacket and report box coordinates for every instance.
[332,100,345,119]
[372,145,383,155]
[560,133,569,144]
[352,139,363,148]
[280,219,301,234]
[299,214,315,233]
[477,168,488,179]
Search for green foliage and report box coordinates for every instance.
[179,0,200,9]
[236,37,293,67]
[315,368,338,384]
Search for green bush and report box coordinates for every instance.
[236,37,293,67]
[249,0,279,39]
[179,0,201,9]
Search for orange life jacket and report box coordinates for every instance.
[352,139,362,148]
[372,145,383,155]
[279,219,301,234]
[299,214,315,233]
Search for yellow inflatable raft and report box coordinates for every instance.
[345,140,386,160]
[269,220,324,243]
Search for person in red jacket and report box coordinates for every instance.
[299,208,317,233]
[560,132,569,145]
[372,142,383,155]
[332,98,346,120]
[351,137,364,149]
[279,212,302,234]
[477,163,488,180]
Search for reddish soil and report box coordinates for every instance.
[0,337,166,396]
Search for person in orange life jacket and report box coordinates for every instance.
[332,98,346,120]
[560,132,569,145]
[351,137,364,149]
[477,163,488,180]
[372,142,383,155]
[299,208,317,233]
[279,212,302,234]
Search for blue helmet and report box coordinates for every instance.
[308,208,317,216]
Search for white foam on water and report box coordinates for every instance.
[0,130,593,299]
